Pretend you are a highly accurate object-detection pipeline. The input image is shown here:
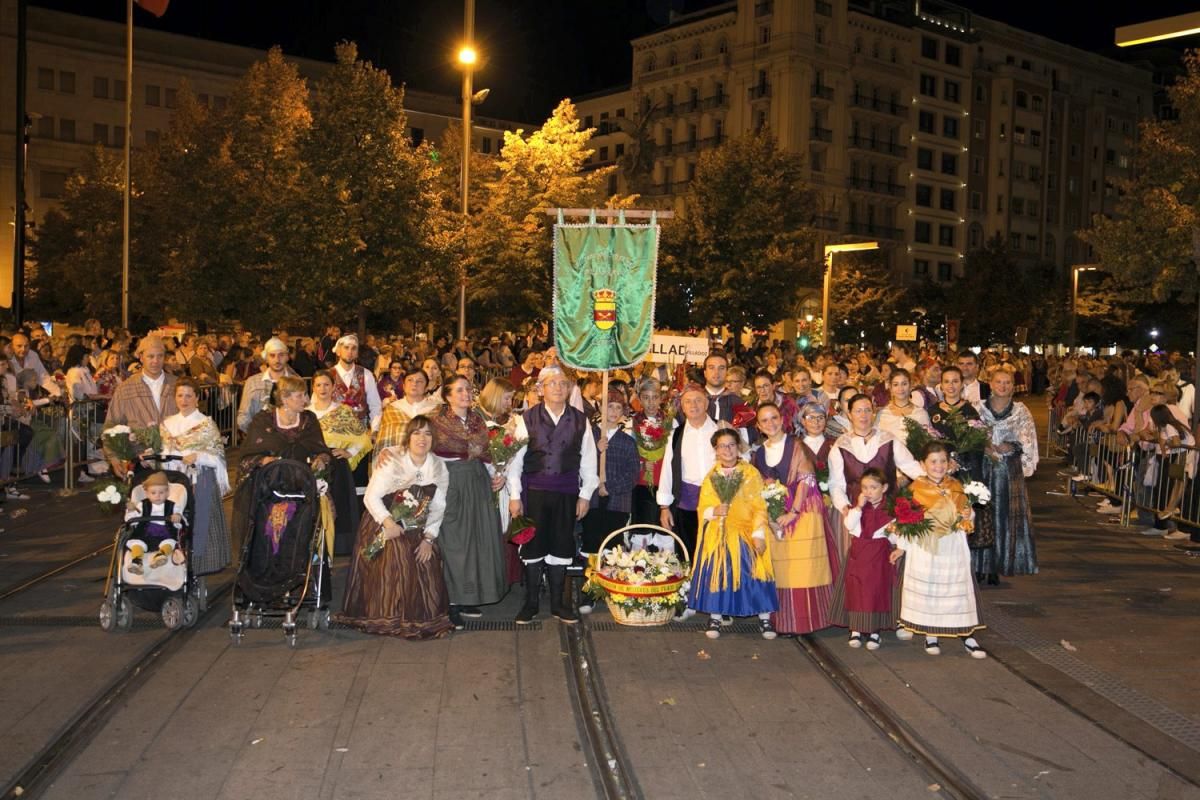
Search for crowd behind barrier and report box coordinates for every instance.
[1048,405,1200,533]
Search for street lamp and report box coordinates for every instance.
[822,241,879,349]
[456,0,478,341]
[1069,265,1097,354]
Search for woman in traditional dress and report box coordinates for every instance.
[159,377,232,582]
[974,366,1039,583]
[876,369,930,442]
[375,367,442,462]
[429,375,507,629]
[890,442,987,658]
[376,360,406,405]
[476,377,522,584]
[629,377,674,549]
[930,366,994,556]
[237,376,359,554]
[308,370,373,474]
[692,428,778,640]
[750,403,839,635]
[337,415,455,639]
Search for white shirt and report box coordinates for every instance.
[801,433,828,456]
[875,405,931,443]
[962,378,983,407]
[141,371,166,411]
[335,362,382,432]
[1178,382,1194,424]
[828,429,925,512]
[66,366,98,402]
[10,350,61,397]
[506,405,599,502]
[846,501,890,540]
[655,416,719,507]
[364,450,450,537]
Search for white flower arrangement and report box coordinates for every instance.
[963,481,991,505]
[97,485,123,505]
[103,425,131,437]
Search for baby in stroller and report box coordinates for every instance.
[124,471,186,575]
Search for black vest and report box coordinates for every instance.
[523,403,587,477]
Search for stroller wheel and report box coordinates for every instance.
[307,610,320,630]
[115,595,134,631]
[99,598,116,632]
[283,621,297,647]
[317,609,331,630]
[162,596,185,630]
[183,594,200,628]
[229,621,244,644]
[192,577,208,613]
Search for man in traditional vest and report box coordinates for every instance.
[507,365,598,625]
[331,334,382,432]
[657,382,718,564]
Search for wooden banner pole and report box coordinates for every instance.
[598,368,610,496]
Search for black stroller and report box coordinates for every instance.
[100,462,201,632]
[229,458,332,646]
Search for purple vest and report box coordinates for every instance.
[523,403,586,494]
[839,438,897,504]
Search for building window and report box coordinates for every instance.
[919,110,936,133]
[1026,235,1038,252]
[920,74,937,97]
[584,115,593,129]
[41,170,69,199]
[1032,95,1044,112]
[410,127,425,146]
[37,67,55,89]
[1016,91,1028,108]
[1029,165,1041,181]
[1030,129,1041,146]
[59,118,75,142]
[970,191,982,211]
[969,223,983,248]
[999,122,1006,141]
[815,25,825,44]
[1069,143,1080,160]
[940,153,958,175]
[939,188,956,211]
[972,157,983,175]
[93,76,109,99]
[198,93,210,107]
[921,36,938,60]
[1118,154,1130,168]
[165,88,177,109]
[146,85,161,106]
[114,126,125,147]
[938,225,955,247]
[36,116,54,138]
[644,54,656,73]
[114,79,126,99]
[58,71,76,94]
[608,174,618,195]
[1013,161,1025,179]
[759,25,770,44]
[917,147,934,170]
[937,262,953,281]
[943,117,959,139]
[1010,233,1021,251]
[93,123,108,146]
[810,150,824,172]
[1014,126,1026,145]
[915,221,932,243]
[668,50,678,67]
[615,143,625,157]
[1027,199,1039,217]
[996,195,1004,212]
[914,259,930,277]
[483,137,493,154]
[916,184,933,207]
[975,85,985,102]
[1011,197,1025,215]
[943,80,960,103]
[945,44,961,67]
[1045,234,1056,258]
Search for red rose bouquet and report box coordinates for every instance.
[506,514,536,546]
[886,488,934,541]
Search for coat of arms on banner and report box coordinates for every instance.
[592,288,617,331]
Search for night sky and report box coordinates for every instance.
[31,0,1200,122]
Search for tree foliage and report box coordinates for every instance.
[658,131,820,346]
[827,251,909,348]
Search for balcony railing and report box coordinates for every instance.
[846,221,904,239]
[847,135,907,158]
[846,177,906,197]
[850,93,907,117]
[810,126,833,143]
[811,84,834,101]
[749,83,772,100]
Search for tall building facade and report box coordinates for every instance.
[0,0,528,310]
[576,0,1153,290]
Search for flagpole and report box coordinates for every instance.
[598,369,609,495]
[122,0,133,330]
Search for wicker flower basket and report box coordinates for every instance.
[591,525,690,627]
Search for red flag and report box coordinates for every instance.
[134,0,169,17]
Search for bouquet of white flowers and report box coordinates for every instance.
[963,481,991,505]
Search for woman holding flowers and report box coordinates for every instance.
[477,377,523,584]
[931,366,993,553]
[751,403,840,635]
[875,369,930,442]
[889,442,986,658]
[159,377,231,578]
[693,428,778,640]
[629,377,674,548]
[337,416,454,639]
[430,375,507,629]
[309,371,374,475]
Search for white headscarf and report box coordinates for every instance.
[261,337,288,359]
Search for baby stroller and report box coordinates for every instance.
[99,462,200,632]
[229,458,331,646]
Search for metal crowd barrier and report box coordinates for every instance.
[1059,421,1200,531]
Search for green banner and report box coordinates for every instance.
[553,219,658,371]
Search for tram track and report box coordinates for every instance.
[0,543,113,605]
[564,618,989,800]
[1,579,233,800]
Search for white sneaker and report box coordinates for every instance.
[6,487,29,501]
[721,615,734,627]
[37,472,50,484]
[963,638,987,659]
[1096,503,1121,515]
[865,633,881,651]
[672,607,696,622]
[924,638,941,655]
[578,602,594,615]
[1142,527,1166,536]
[848,632,863,648]
[895,626,913,641]
[76,472,95,484]
[1163,530,1191,541]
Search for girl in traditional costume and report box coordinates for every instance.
[890,442,987,658]
[827,468,899,649]
[692,428,778,640]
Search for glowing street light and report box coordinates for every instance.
[1070,265,1097,353]
[1116,12,1200,46]
[822,242,879,348]
[456,0,479,340]
[457,46,477,65]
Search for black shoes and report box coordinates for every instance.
[448,606,465,630]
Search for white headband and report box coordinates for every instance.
[261,337,288,358]
[335,334,359,351]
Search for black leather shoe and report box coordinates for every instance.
[459,606,483,618]
[448,607,465,630]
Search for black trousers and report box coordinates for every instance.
[521,488,577,562]
[581,496,629,554]
[631,485,658,526]
[671,506,699,563]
